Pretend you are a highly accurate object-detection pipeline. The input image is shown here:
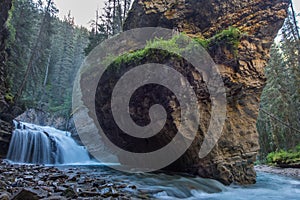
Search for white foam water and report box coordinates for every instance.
[7,121,93,165]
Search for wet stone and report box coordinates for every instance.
[23,176,34,181]
[11,188,47,200]
[62,187,77,198]
[0,160,146,199]
[0,192,10,200]
[48,174,67,181]
[41,196,67,200]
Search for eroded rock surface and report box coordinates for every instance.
[94,0,290,185]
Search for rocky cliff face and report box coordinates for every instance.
[0,0,13,158]
[120,0,290,185]
[16,109,71,131]
[0,0,12,114]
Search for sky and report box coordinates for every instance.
[53,0,106,28]
[53,0,300,29]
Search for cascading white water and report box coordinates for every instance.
[7,121,92,164]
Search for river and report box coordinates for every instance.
[6,121,300,199]
[54,164,300,200]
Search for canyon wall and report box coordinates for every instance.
[0,0,14,158]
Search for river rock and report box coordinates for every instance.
[48,174,68,181]
[62,187,78,199]
[11,188,46,200]
[0,192,10,200]
[0,119,13,159]
[93,0,290,185]
[41,196,67,200]
[255,165,300,178]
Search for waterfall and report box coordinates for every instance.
[7,121,92,164]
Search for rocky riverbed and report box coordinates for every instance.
[1,160,300,200]
[0,160,148,200]
[255,165,300,178]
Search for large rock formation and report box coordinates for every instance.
[91,0,290,185]
[125,0,289,184]
[0,0,14,158]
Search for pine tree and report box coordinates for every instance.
[7,0,39,97]
[257,3,300,159]
[44,13,89,116]
[14,0,57,103]
[85,0,132,55]
[7,0,89,118]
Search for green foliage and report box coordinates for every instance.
[145,34,185,53]
[46,19,89,117]
[193,37,210,49]
[257,7,300,160]
[7,0,39,97]
[7,0,89,119]
[209,26,244,55]
[85,0,132,55]
[266,145,300,165]
[84,30,108,56]
[104,27,243,71]
[102,34,187,70]
[254,160,262,166]
[297,145,300,152]
[49,104,70,117]
[4,93,14,103]
[194,26,244,54]
[213,27,242,45]
[6,1,16,44]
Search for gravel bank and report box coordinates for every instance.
[255,165,300,178]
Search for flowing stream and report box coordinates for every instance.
[6,122,300,199]
[57,165,300,200]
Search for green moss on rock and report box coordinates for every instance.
[104,27,244,71]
